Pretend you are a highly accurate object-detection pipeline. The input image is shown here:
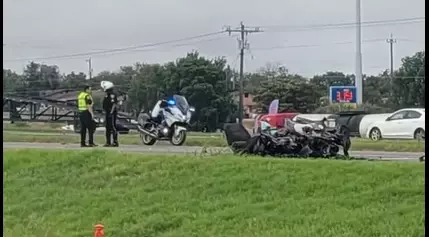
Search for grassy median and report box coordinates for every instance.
[4,149,425,237]
[3,131,425,152]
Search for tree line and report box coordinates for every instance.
[3,51,425,131]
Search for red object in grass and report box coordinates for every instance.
[94,224,104,237]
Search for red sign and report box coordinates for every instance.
[336,89,353,102]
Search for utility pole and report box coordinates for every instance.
[225,22,262,124]
[355,0,363,104]
[386,34,397,95]
[86,57,93,80]
[225,65,231,91]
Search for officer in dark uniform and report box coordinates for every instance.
[102,81,119,147]
[77,85,97,147]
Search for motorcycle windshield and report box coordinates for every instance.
[171,95,189,115]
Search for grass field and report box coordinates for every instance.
[3,132,226,147]
[3,131,425,152]
[4,149,425,237]
[3,121,67,132]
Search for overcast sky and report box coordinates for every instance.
[3,0,425,77]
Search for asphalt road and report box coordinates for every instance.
[3,131,134,136]
[3,142,424,161]
[3,131,219,137]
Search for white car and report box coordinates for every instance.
[367,108,425,141]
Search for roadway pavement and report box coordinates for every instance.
[3,142,424,161]
[3,131,130,136]
[3,131,218,137]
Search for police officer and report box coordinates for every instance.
[101,81,119,147]
[78,85,96,147]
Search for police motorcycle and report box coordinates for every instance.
[137,95,195,146]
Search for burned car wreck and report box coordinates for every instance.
[223,117,351,158]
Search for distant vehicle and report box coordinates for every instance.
[366,108,425,141]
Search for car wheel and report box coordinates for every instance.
[414,128,425,140]
[369,127,382,141]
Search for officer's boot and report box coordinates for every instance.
[112,131,119,147]
[104,130,111,147]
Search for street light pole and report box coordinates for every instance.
[355,0,363,104]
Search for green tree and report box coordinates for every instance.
[392,51,425,108]
[62,72,87,89]
[363,72,390,106]
[161,52,236,130]
[253,73,322,113]
[22,62,61,96]
[309,71,355,99]
[244,63,288,94]
[127,63,164,115]
[3,69,25,94]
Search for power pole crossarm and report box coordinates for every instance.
[224,22,262,124]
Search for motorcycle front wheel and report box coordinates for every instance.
[170,130,187,146]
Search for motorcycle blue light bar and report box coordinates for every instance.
[167,99,176,105]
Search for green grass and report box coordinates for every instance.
[2,132,227,147]
[3,121,67,133]
[347,138,425,152]
[3,131,425,152]
[4,149,425,237]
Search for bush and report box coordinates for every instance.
[313,103,393,114]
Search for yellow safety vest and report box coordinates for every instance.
[77,92,92,111]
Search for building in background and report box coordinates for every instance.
[232,92,257,118]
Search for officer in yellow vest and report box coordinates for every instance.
[78,85,97,147]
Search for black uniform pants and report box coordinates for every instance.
[79,110,95,145]
[105,113,118,144]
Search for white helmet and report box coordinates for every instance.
[100,81,114,91]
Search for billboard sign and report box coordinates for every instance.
[329,86,357,104]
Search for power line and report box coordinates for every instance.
[102,35,228,55]
[228,54,241,91]
[225,22,262,124]
[257,17,425,32]
[4,35,229,54]
[395,38,425,44]
[5,36,230,64]
[5,17,423,50]
[251,38,386,51]
[4,31,226,62]
[5,17,423,63]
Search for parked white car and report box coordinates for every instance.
[367,108,425,141]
